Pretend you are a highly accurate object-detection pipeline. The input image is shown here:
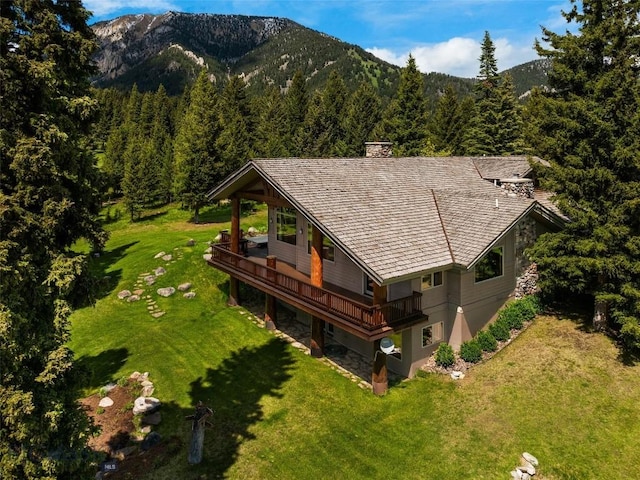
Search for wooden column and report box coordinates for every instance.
[265,256,277,330]
[310,317,325,358]
[373,283,387,305]
[228,197,241,306]
[372,340,388,396]
[310,225,325,358]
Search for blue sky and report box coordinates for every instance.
[84,0,573,78]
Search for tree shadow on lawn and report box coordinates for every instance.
[86,241,139,303]
[185,337,296,477]
[75,347,129,390]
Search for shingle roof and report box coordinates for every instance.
[472,156,548,180]
[209,156,560,284]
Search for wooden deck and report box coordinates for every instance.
[208,244,424,340]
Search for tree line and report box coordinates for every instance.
[93,31,525,222]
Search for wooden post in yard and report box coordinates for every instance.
[228,196,241,306]
[186,401,213,465]
[265,255,277,330]
[310,225,325,358]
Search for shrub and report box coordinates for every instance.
[96,407,105,415]
[476,330,498,352]
[459,339,483,363]
[489,317,510,342]
[117,376,130,387]
[435,343,455,368]
[499,307,524,330]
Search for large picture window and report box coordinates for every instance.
[307,225,335,261]
[276,207,297,245]
[475,246,503,282]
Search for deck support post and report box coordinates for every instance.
[372,340,388,395]
[228,196,241,306]
[264,256,278,330]
[310,225,325,357]
[311,316,325,358]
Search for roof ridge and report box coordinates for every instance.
[432,189,455,265]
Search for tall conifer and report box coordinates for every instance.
[525,0,640,345]
[0,1,105,477]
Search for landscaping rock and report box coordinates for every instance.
[522,453,538,467]
[151,311,165,318]
[129,371,142,381]
[511,470,522,480]
[141,431,162,451]
[98,397,114,408]
[177,282,192,291]
[187,239,196,246]
[113,446,137,460]
[161,254,172,262]
[154,251,166,259]
[141,385,155,397]
[133,289,144,296]
[183,292,196,299]
[518,464,536,475]
[117,290,131,300]
[127,294,141,302]
[203,253,212,261]
[140,425,152,434]
[138,372,149,382]
[144,275,156,286]
[103,382,117,393]
[142,411,162,425]
[247,226,258,236]
[154,267,166,276]
[157,287,175,297]
[132,396,161,415]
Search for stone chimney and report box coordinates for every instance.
[500,176,535,199]
[365,141,393,158]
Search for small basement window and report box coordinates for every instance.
[422,322,444,347]
[475,246,504,283]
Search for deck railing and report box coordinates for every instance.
[209,244,422,331]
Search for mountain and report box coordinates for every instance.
[502,59,551,98]
[91,12,547,101]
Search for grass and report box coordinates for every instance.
[70,202,640,479]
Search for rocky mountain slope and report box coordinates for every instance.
[91,12,547,99]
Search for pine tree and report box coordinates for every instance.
[173,71,222,223]
[285,70,309,156]
[463,32,524,155]
[375,55,429,156]
[217,76,254,175]
[0,1,106,478]
[525,0,640,346]
[341,81,382,156]
[429,85,473,155]
[254,86,290,157]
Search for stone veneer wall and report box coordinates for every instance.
[514,216,539,298]
[365,142,393,158]
[501,178,535,199]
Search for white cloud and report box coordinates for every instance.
[84,0,180,19]
[367,36,539,78]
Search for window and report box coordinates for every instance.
[475,246,504,282]
[422,322,444,347]
[364,275,374,296]
[307,225,335,261]
[388,331,403,359]
[421,271,443,290]
[276,207,297,245]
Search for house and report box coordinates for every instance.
[206,142,563,393]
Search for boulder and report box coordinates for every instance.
[140,431,162,451]
[103,382,117,393]
[98,397,114,408]
[203,253,212,261]
[127,295,141,302]
[522,452,539,467]
[186,239,196,246]
[113,446,137,460]
[132,396,161,415]
[157,287,175,297]
[247,227,258,236]
[177,282,192,291]
[161,254,172,262]
[151,311,165,318]
[144,275,156,286]
[133,289,144,296]
[154,251,166,259]
[141,385,155,397]
[154,267,166,276]
[183,292,196,299]
[129,371,142,381]
[117,290,131,300]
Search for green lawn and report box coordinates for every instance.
[70,203,640,479]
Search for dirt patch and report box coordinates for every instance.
[81,382,138,454]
